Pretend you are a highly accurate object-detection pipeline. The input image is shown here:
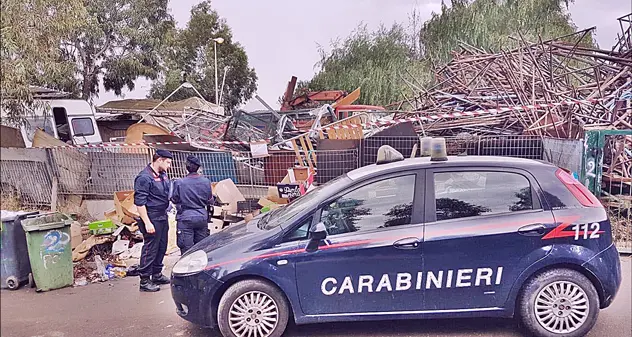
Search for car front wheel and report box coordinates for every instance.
[217,279,290,337]
[518,268,599,337]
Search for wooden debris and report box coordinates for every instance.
[402,15,632,139]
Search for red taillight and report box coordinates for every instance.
[555,169,602,208]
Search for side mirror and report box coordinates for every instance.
[306,222,327,253]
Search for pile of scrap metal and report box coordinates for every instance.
[96,81,389,152]
[394,13,632,138]
[97,96,242,151]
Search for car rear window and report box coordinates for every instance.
[434,171,534,221]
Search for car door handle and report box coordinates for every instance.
[518,223,547,236]
[393,237,421,250]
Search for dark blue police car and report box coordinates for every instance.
[170,145,621,337]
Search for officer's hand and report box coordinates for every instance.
[145,222,156,234]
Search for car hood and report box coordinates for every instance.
[189,216,280,258]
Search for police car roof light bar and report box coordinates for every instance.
[430,137,448,162]
[555,169,602,208]
[420,137,432,157]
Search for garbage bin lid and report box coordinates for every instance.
[21,213,72,232]
[1,210,33,222]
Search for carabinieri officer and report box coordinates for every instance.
[134,149,173,292]
[170,155,212,254]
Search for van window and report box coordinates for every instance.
[52,107,71,142]
[433,171,534,221]
[71,118,95,137]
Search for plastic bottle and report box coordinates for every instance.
[94,255,108,282]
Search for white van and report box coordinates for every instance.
[2,99,103,147]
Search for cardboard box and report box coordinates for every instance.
[71,222,83,249]
[214,179,246,214]
[114,190,139,224]
[292,167,310,181]
[88,219,116,235]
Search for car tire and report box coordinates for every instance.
[217,279,290,337]
[518,268,599,337]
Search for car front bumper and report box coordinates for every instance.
[171,271,224,328]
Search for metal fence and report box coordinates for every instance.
[542,137,584,176]
[2,133,629,248]
[1,135,545,201]
[0,148,53,207]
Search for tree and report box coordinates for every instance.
[436,198,491,221]
[306,23,430,107]
[419,0,588,64]
[383,203,414,228]
[48,0,174,101]
[149,1,257,112]
[1,0,86,122]
[303,0,587,108]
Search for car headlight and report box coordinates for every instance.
[173,250,208,275]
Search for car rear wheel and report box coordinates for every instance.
[217,279,290,337]
[518,268,599,337]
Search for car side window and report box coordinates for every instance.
[284,216,312,242]
[434,171,534,221]
[321,175,416,236]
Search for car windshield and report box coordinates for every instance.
[259,174,350,230]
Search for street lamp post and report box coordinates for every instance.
[212,37,224,106]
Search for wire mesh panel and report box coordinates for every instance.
[261,151,298,185]
[170,150,241,183]
[0,160,52,206]
[49,147,152,197]
[314,149,359,184]
[477,135,543,159]
[445,136,480,156]
[542,137,583,174]
[88,147,152,196]
[601,135,631,250]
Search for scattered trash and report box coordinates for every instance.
[112,267,127,278]
[88,219,116,235]
[111,239,130,255]
[120,242,143,260]
[74,277,88,287]
[73,235,115,262]
[71,221,83,249]
[104,264,115,280]
[94,255,108,282]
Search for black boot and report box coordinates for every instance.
[151,273,170,285]
[140,278,160,292]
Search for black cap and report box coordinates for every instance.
[186,155,201,167]
[155,149,173,159]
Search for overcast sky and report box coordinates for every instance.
[95,0,632,110]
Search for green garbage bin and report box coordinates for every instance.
[21,213,74,292]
